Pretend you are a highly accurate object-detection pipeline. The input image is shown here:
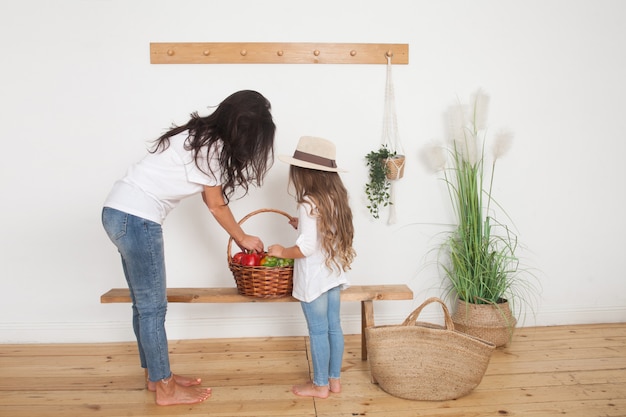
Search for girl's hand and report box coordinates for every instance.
[267,244,285,258]
[288,217,299,230]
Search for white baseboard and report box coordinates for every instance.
[0,313,372,344]
[519,303,626,327]
[1,305,625,344]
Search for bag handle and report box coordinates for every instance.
[226,208,295,262]
[401,297,455,330]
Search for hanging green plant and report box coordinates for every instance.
[365,145,396,219]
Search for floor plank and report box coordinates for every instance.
[0,323,625,417]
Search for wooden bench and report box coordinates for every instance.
[101,284,413,360]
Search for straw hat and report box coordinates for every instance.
[278,136,346,172]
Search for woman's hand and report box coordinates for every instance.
[202,186,264,252]
[237,234,264,253]
[288,217,299,230]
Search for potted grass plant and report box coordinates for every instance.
[424,89,535,346]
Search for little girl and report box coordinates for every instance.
[268,136,356,399]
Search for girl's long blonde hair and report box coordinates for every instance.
[289,165,356,272]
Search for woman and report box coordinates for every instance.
[101,90,275,405]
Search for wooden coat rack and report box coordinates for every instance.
[150,42,409,65]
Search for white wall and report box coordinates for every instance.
[1,0,625,343]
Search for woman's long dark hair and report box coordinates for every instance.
[151,90,276,203]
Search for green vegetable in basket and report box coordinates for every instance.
[260,255,278,267]
[276,257,294,267]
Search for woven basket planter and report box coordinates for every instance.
[385,155,405,180]
[451,299,517,347]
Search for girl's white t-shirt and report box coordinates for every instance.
[292,199,349,303]
[104,131,222,224]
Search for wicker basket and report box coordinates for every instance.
[452,299,517,347]
[365,297,496,401]
[385,155,405,180]
[227,208,294,299]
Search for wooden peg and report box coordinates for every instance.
[313,49,320,56]
[385,50,393,58]
[350,50,357,56]
[166,49,175,56]
[202,50,210,56]
[240,49,247,56]
[277,50,284,56]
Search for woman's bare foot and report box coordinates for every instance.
[145,370,202,392]
[292,382,329,399]
[155,375,211,406]
[329,378,341,393]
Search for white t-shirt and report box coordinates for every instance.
[104,131,222,224]
[292,199,349,303]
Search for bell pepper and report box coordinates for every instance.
[232,252,245,264]
[240,251,262,266]
[260,255,278,267]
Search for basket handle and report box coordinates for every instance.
[227,208,296,262]
[401,297,455,330]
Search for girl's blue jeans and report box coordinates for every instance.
[102,207,171,382]
[300,286,344,387]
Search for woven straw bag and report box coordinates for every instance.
[227,208,294,299]
[365,297,496,401]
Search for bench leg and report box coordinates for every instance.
[360,300,374,361]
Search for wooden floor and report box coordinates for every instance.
[0,323,625,417]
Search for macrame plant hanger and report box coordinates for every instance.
[381,54,406,224]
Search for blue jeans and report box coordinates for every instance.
[300,286,344,387]
[101,207,171,382]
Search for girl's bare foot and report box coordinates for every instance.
[292,382,329,399]
[329,378,341,393]
[145,370,202,392]
[155,375,211,406]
